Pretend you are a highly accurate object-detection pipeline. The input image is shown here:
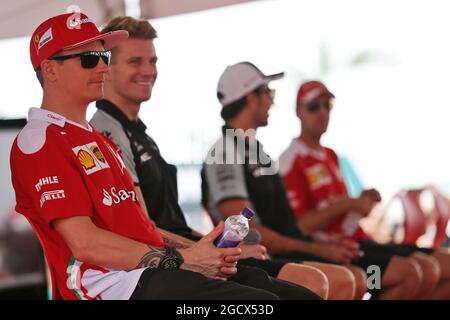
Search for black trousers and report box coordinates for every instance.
[130,265,321,300]
[237,258,289,277]
[357,240,434,257]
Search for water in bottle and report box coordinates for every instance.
[214,208,254,248]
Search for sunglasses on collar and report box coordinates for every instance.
[49,51,111,69]
[305,99,334,113]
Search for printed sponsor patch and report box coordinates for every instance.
[102,189,113,206]
[67,16,92,29]
[72,142,110,175]
[305,163,332,190]
[40,189,65,208]
[46,113,64,122]
[103,143,126,174]
[38,28,53,51]
[78,150,95,169]
[35,176,59,192]
[90,145,106,164]
[102,187,137,207]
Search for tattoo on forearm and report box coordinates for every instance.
[136,246,166,269]
[162,236,189,249]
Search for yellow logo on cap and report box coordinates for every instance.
[34,35,40,43]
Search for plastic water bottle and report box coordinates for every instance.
[214,208,255,248]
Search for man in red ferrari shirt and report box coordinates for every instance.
[9,12,318,300]
[279,80,450,299]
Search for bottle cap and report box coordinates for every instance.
[241,207,255,219]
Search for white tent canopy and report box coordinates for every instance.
[139,0,256,19]
[0,0,257,40]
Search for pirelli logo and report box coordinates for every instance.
[40,190,65,208]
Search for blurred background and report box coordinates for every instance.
[1,0,449,298]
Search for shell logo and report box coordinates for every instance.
[77,150,95,170]
[90,145,106,164]
[307,172,318,185]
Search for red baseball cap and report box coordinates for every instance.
[30,12,129,70]
[297,80,335,105]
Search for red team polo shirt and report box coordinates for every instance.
[279,139,370,241]
[10,108,164,300]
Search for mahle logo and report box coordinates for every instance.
[204,129,278,176]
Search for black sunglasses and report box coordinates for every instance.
[49,51,111,69]
[306,100,334,113]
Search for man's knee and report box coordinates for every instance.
[347,266,368,299]
[278,263,329,299]
[330,265,356,293]
[385,257,423,293]
[305,262,356,299]
[432,250,450,279]
[411,253,441,284]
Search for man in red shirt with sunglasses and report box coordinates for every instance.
[279,80,450,299]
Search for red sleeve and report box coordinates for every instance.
[325,148,340,167]
[324,147,350,194]
[11,129,94,227]
[281,158,311,218]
